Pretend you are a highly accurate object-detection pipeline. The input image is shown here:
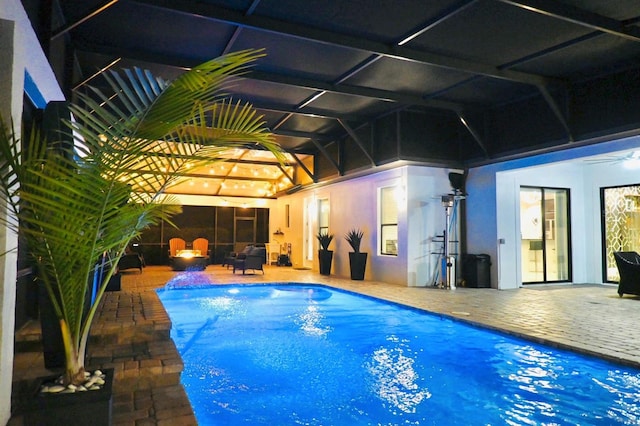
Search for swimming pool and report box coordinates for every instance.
[158,284,640,425]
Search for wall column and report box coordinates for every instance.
[0,16,17,426]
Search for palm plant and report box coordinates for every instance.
[345,228,364,252]
[0,49,283,386]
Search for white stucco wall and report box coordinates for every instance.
[276,169,401,281]
[274,165,451,286]
[468,134,640,290]
[406,167,450,287]
[0,2,64,423]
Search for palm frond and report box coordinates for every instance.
[0,49,281,385]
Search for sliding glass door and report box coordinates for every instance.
[520,187,571,283]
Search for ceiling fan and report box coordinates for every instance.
[583,150,640,168]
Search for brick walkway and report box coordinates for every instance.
[11,265,640,424]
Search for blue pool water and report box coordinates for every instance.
[158,284,640,425]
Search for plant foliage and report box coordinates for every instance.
[0,49,282,385]
[345,228,364,252]
[316,231,334,251]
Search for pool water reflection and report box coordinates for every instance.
[158,284,640,425]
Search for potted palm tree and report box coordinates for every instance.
[0,49,282,424]
[345,228,367,280]
[316,231,334,275]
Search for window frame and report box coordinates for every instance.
[379,186,398,256]
[318,198,330,236]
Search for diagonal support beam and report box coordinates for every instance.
[277,164,294,184]
[52,0,120,41]
[458,113,490,159]
[498,0,640,43]
[72,57,121,91]
[289,152,316,183]
[537,85,573,142]
[310,139,341,175]
[337,119,376,166]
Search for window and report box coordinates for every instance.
[318,198,329,235]
[380,186,398,255]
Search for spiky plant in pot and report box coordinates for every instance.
[345,228,364,252]
[345,228,367,280]
[316,231,334,251]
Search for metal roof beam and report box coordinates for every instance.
[254,102,367,123]
[397,0,479,46]
[123,169,277,182]
[498,0,640,43]
[52,0,120,41]
[247,70,464,112]
[273,128,336,143]
[72,43,464,112]
[131,0,551,87]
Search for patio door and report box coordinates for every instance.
[520,187,571,283]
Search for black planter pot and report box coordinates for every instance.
[38,262,106,368]
[38,284,65,369]
[318,250,333,275]
[349,252,368,280]
[24,368,114,426]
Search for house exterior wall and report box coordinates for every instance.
[467,134,640,289]
[274,165,451,286]
[0,2,64,423]
[0,17,16,426]
[406,168,450,287]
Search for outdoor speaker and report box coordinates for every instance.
[448,172,465,191]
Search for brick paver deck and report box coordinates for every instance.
[10,264,640,424]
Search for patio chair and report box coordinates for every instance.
[168,238,186,267]
[223,244,253,269]
[118,253,144,273]
[192,238,210,263]
[613,251,640,297]
[168,238,186,257]
[233,247,266,274]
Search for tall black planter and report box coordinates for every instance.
[348,252,368,280]
[318,250,333,275]
[38,284,65,369]
[24,368,114,426]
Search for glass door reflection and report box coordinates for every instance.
[520,187,571,284]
